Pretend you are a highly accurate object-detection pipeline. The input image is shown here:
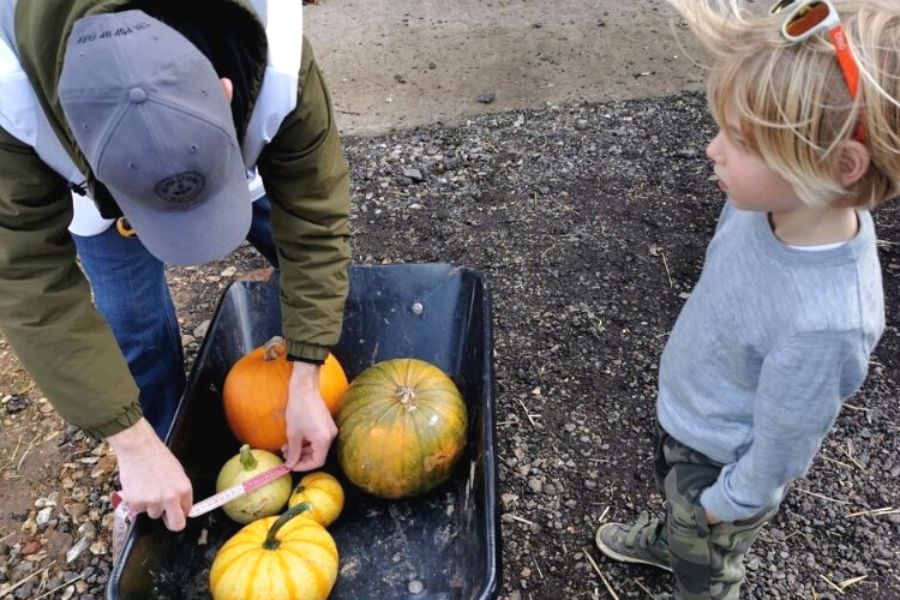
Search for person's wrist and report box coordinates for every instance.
[290,361,320,392]
[106,418,156,455]
[704,510,722,525]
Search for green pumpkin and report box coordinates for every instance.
[337,358,468,498]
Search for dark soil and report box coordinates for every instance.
[1,90,898,599]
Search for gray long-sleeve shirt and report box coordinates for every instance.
[657,203,885,522]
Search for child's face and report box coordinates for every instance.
[705,116,803,214]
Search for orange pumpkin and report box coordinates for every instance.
[337,358,468,499]
[223,336,349,451]
[288,471,345,527]
[209,503,338,600]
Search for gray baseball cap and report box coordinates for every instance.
[58,10,251,265]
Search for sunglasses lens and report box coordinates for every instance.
[786,2,829,37]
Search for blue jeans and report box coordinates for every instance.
[72,196,278,440]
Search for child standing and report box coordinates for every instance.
[595,1,900,598]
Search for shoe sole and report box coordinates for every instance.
[594,524,673,573]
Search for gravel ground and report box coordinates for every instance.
[1,90,898,599]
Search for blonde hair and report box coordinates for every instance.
[669,0,900,208]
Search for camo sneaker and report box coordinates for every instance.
[595,511,672,572]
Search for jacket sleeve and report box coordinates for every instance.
[257,37,351,362]
[699,330,869,522]
[0,125,142,439]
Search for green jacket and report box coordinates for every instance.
[0,0,351,439]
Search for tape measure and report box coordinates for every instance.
[111,463,292,559]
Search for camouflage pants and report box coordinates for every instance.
[654,428,779,600]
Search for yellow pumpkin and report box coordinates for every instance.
[215,445,291,524]
[223,336,349,452]
[287,472,345,527]
[210,503,338,600]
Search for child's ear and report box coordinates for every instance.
[838,141,870,187]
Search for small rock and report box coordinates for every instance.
[22,540,42,555]
[65,503,89,520]
[408,579,424,594]
[220,266,237,277]
[674,148,699,159]
[34,494,59,509]
[528,478,543,494]
[477,92,496,104]
[402,167,424,182]
[193,320,211,338]
[181,334,196,346]
[89,540,108,556]
[66,537,91,563]
[4,394,30,414]
[60,585,76,600]
[36,507,53,526]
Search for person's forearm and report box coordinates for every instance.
[0,127,143,438]
[258,38,350,361]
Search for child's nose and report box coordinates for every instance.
[706,131,725,163]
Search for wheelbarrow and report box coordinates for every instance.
[106,263,500,600]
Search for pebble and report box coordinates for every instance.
[66,537,91,563]
[36,507,53,526]
[477,92,496,104]
[402,167,424,182]
[193,319,211,338]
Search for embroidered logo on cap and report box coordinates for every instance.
[154,171,206,204]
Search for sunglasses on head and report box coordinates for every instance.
[769,0,864,142]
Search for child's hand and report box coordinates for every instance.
[704,510,722,526]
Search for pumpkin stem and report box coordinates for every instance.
[263,336,286,361]
[397,386,417,408]
[238,444,258,471]
[263,502,312,550]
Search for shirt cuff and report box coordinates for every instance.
[84,402,144,441]
[285,339,330,363]
[699,467,782,523]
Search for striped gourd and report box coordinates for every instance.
[337,358,468,499]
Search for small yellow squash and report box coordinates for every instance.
[287,471,345,527]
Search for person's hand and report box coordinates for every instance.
[282,361,338,471]
[106,418,193,531]
[704,510,722,526]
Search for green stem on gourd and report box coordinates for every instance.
[238,444,258,471]
[263,502,312,550]
[263,336,286,361]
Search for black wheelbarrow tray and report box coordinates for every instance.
[106,263,500,600]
